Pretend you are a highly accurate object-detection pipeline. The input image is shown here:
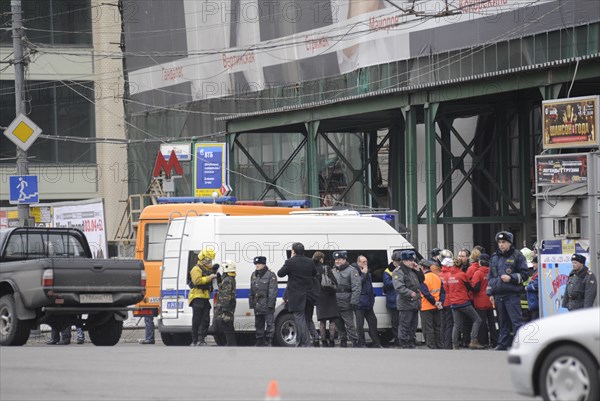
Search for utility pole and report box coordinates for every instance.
[11,0,30,226]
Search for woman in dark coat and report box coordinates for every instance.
[313,252,339,347]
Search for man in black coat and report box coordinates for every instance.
[278,242,317,347]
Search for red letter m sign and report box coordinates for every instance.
[152,150,183,179]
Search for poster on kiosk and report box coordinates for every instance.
[538,239,589,318]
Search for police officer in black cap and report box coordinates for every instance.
[486,231,528,351]
[562,254,597,311]
[429,248,442,267]
[250,256,278,346]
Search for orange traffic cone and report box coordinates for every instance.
[265,379,281,401]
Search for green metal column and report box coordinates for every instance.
[368,131,379,208]
[519,104,533,247]
[305,121,320,207]
[389,119,406,225]
[227,132,237,195]
[404,106,418,246]
[440,119,453,249]
[497,105,509,219]
[425,103,440,250]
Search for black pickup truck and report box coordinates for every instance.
[0,227,145,346]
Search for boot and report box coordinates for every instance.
[352,340,359,348]
[265,338,273,347]
[322,340,328,347]
[468,340,484,350]
[328,340,335,348]
[197,337,207,346]
[340,339,348,348]
[313,340,320,347]
[255,338,266,347]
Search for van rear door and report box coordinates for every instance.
[160,219,188,319]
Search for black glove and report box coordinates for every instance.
[211,263,220,272]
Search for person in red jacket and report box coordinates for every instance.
[439,257,454,349]
[447,258,483,350]
[470,253,498,348]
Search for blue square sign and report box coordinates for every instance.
[9,175,39,204]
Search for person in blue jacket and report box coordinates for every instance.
[351,255,383,348]
[525,256,539,320]
[486,231,529,351]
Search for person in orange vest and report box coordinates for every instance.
[419,259,445,349]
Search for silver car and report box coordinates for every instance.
[508,307,600,401]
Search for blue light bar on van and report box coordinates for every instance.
[219,200,310,207]
[156,197,238,204]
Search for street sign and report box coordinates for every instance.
[4,114,42,151]
[219,183,232,196]
[9,175,39,205]
[152,150,183,179]
[193,143,229,197]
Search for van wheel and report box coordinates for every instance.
[274,313,296,347]
[160,332,175,346]
[378,329,394,345]
[89,318,123,346]
[172,333,192,346]
[0,294,32,346]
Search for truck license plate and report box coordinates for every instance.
[80,294,113,303]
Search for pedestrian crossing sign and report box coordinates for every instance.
[9,175,39,205]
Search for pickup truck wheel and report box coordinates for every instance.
[274,312,296,347]
[88,318,123,346]
[0,294,32,346]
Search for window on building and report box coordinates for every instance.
[0,80,95,163]
[0,0,92,46]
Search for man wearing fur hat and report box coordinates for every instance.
[392,250,425,349]
[562,254,597,311]
[332,250,361,348]
[486,231,529,351]
[250,256,278,346]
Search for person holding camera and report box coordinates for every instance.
[188,248,217,346]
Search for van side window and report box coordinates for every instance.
[302,249,389,283]
[145,223,168,261]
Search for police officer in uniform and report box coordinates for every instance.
[563,254,598,311]
[213,260,237,346]
[392,250,424,349]
[249,256,278,346]
[188,249,217,346]
[332,250,361,347]
[486,231,528,351]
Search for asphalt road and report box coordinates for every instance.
[1,333,538,401]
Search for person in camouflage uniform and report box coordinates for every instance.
[213,260,237,346]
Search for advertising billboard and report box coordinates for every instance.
[125,0,585,102]
[52,200,108,258]
[542,95,599,149]
[538,239,589,318]
[535,153,589,185]
[193,143,229,197]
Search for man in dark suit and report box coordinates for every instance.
[278,242,317,347]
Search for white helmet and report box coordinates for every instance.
[221,260,236,273]
[440,249,453,259]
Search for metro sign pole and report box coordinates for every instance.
[12,0,29,226]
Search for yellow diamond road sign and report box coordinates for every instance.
[4,114,42,151]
